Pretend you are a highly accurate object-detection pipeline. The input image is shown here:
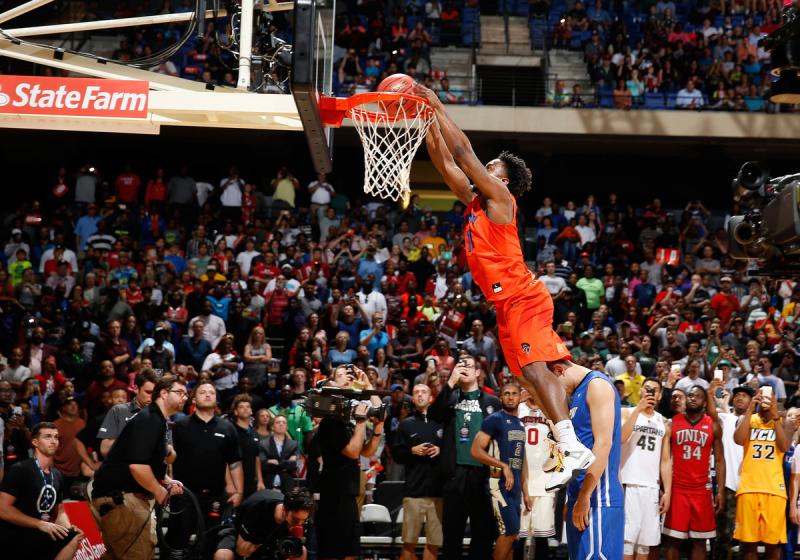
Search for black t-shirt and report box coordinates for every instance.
[236,489,287,545]
[317,417,359,497]
[172,414,241,494]
[92,402,168,496]
[0,458,63,537]
[233,422,261,497]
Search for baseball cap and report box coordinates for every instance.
[579,331,593,339]
[720,276,733,283]
[390,383,404,392]
[11,228,21,236]
[732,385,755,397]
[718,359,732,367]
[580,251,590,257]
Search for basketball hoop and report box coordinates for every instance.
[320,92,434,204]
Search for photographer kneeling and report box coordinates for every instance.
[214,487,313,560]
[315,364,385,560]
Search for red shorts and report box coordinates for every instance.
[495,280,570,375]
[662,488,716,540]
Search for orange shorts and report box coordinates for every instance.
[495,280,570,375]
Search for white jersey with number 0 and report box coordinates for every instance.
[620,410,665,489]
[518,401,553,497]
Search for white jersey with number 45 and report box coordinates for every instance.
[518,401,553,497]
[620,410,666,489]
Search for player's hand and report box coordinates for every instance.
[714,490,725,514]
[38,520,70,541]
[524,495,533,514]
[791,505,800,526]
[659,491,671,515]
[749,393,762,412]
[572,496,590,532]
[502,465,514,492]
[412,82,440,107]
[427,444,441,458]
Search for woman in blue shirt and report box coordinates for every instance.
[326,331,358,369]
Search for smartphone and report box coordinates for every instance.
[761,386,773,399]
[714,369,723,382]
[670,364,682,375]
[645,387,656,396]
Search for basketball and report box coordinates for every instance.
[377,73,416,117]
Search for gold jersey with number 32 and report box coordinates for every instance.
[737,413,786,498]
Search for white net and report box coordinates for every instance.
[349,95,434,203]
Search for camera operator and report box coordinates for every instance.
[91,374,188,560]
[172,381,243,542]
[0,422,84,560]
[213,487,313,560]
[315,364,385,560]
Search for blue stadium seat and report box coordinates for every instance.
[665,92,678,109]
[714,16,724,27]
[644,92,666,109]
[598,93,614,108]
[732,15,744,27]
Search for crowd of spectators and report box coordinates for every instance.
[546,0,786,111]
[3,157,800,555]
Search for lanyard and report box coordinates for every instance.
[34,457,53,487]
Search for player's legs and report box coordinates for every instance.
[690,539,706,560]
[498,287,594,490]
[490,485,520,560]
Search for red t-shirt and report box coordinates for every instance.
[115,173,142,203]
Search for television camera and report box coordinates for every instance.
[304,386,391,422]
[727,161,800,276]
[758,0,800,103]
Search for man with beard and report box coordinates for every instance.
[172,381,243,542]
[663,385,725,560]
[470,382,528,560]
[0,422,84,559]
[91,375,188,560]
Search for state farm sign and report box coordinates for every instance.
[0,76,148,118]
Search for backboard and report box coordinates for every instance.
[291,0,336,174]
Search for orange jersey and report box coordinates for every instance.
[464,196,534,302]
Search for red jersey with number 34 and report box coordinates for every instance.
[464,195,534,302]
[671,413,714,491]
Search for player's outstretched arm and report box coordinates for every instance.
[426,120,474,205]
[413,83,513,216]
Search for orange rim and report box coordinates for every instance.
[319,92,433,127]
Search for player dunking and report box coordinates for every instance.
[415,83,594,491]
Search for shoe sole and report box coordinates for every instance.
[544,456,596,493]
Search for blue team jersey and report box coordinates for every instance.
[481,409,526,490]
[566,370,624,508]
